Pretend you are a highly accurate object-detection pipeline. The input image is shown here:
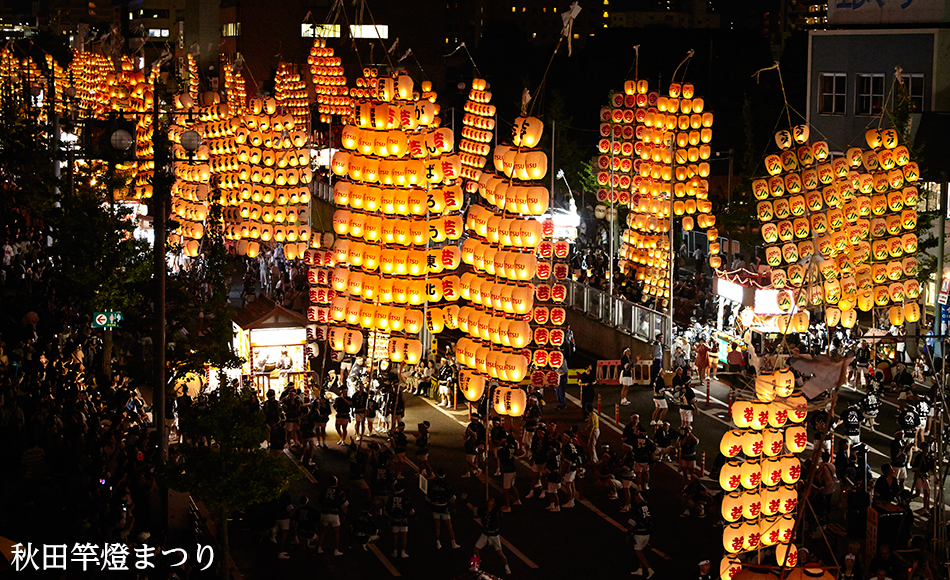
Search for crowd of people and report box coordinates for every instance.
[0,225,212,576]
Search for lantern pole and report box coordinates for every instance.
[608,108,615,322]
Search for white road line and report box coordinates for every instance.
[368,543,402,576]
[578,498,628,533]
[283,448,318,483]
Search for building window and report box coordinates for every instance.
[301,23,341,37]
[349,25,388,39]
[223,22,241,37]
[904,73,925,111]
[148,28,169,38]
[818,73,845,115]
[855,73,885,116]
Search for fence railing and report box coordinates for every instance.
[565,279,666,342]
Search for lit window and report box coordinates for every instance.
[223,22,241,37]
[522,6,526,11]
[543,6,546,11]
[904,73,925,111]
[818,72,845,115]
[532,32,537,38]
[855,73,885,116]
[553,6,557,12]
[603,11,609,17]
[349,24,389,39]
[148,28,169,38]
[512,6,515,11]
[301,23,341,37]
[573,33,579,39]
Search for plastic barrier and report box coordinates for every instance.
[632,361,652,385]
[596,360,621,385]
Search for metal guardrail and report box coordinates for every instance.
[565,279,666,342]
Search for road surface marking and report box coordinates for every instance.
[472,517,540,569]
[283,448,318,483]
[578,498,627,532]
[368,543,402,576]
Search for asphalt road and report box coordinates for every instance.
[222,353,946,580]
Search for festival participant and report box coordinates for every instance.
[626,490,655,578]
[680,473,711,518]
[414,421,432,478]
[498,435,522,512]
[462,413,486,478]
[315,476,347,556]
[427,469,461,550]
[678,425,700,478]
[390,421,408,480]
[633,428,656,491]
[332,391,352,445]
[466,495,511,575]
[386,481,413,558]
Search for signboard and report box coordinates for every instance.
[430,337,438,355]
[939,278,950,305]
[829,0,950,26]
[93,311,123,328]
[866,506,879,565]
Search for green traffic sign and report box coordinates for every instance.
[93,311,124,328]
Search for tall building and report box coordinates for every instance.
[806,2,950,149]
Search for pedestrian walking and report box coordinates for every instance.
[626,490,655,578]
[427,469,461,549]
[466,495,512,575]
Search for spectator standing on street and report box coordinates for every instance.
[694,338,710,386]
[584,403,601,463]
[579,363,596,411]
[726,343,743,373]
[650,371,669,426]
[650,335,664,387]
[463,413,486,478]
[620,347,633,406]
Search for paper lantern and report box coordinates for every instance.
[780,457,802,486]
[740,459,762,489]
[785,425,807,454]
[904,302,920,323]
[460,371,485,402]
[741,520,761,551]
[776,543,799,568]
[759,516,781,547]
[742,490,763,520]
[762,430,784,458]
[741,432,764,459]
[343,330,363,355]
[720,430,744,458]
[720,461,743,492]
[720,557,742,580]
[722,492,744,523]
[760,488,781,518]
[786,395,807,423]
[751,403,770,431]
[792,311,809,333]
[889,305,904,326]
[732,400,754,429]
[723,524,745,555]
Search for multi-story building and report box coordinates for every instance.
[806,2,950,150]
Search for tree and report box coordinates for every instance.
[162,383,294,580]
[48,162,153,385]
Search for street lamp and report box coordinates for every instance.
[180,130,202,156]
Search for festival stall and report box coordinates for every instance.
[233,296,312,394]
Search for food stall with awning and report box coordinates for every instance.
[232,296,312,394]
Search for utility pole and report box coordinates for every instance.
[153,81,169,464]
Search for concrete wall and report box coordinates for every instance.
[808,30,936,152]
[566,308,651,362]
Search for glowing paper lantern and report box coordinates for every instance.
[722,492,744,523]
[720,430,744,458]
[784,425,808,453]
[780,457,802,486]
[720,461,743,492]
